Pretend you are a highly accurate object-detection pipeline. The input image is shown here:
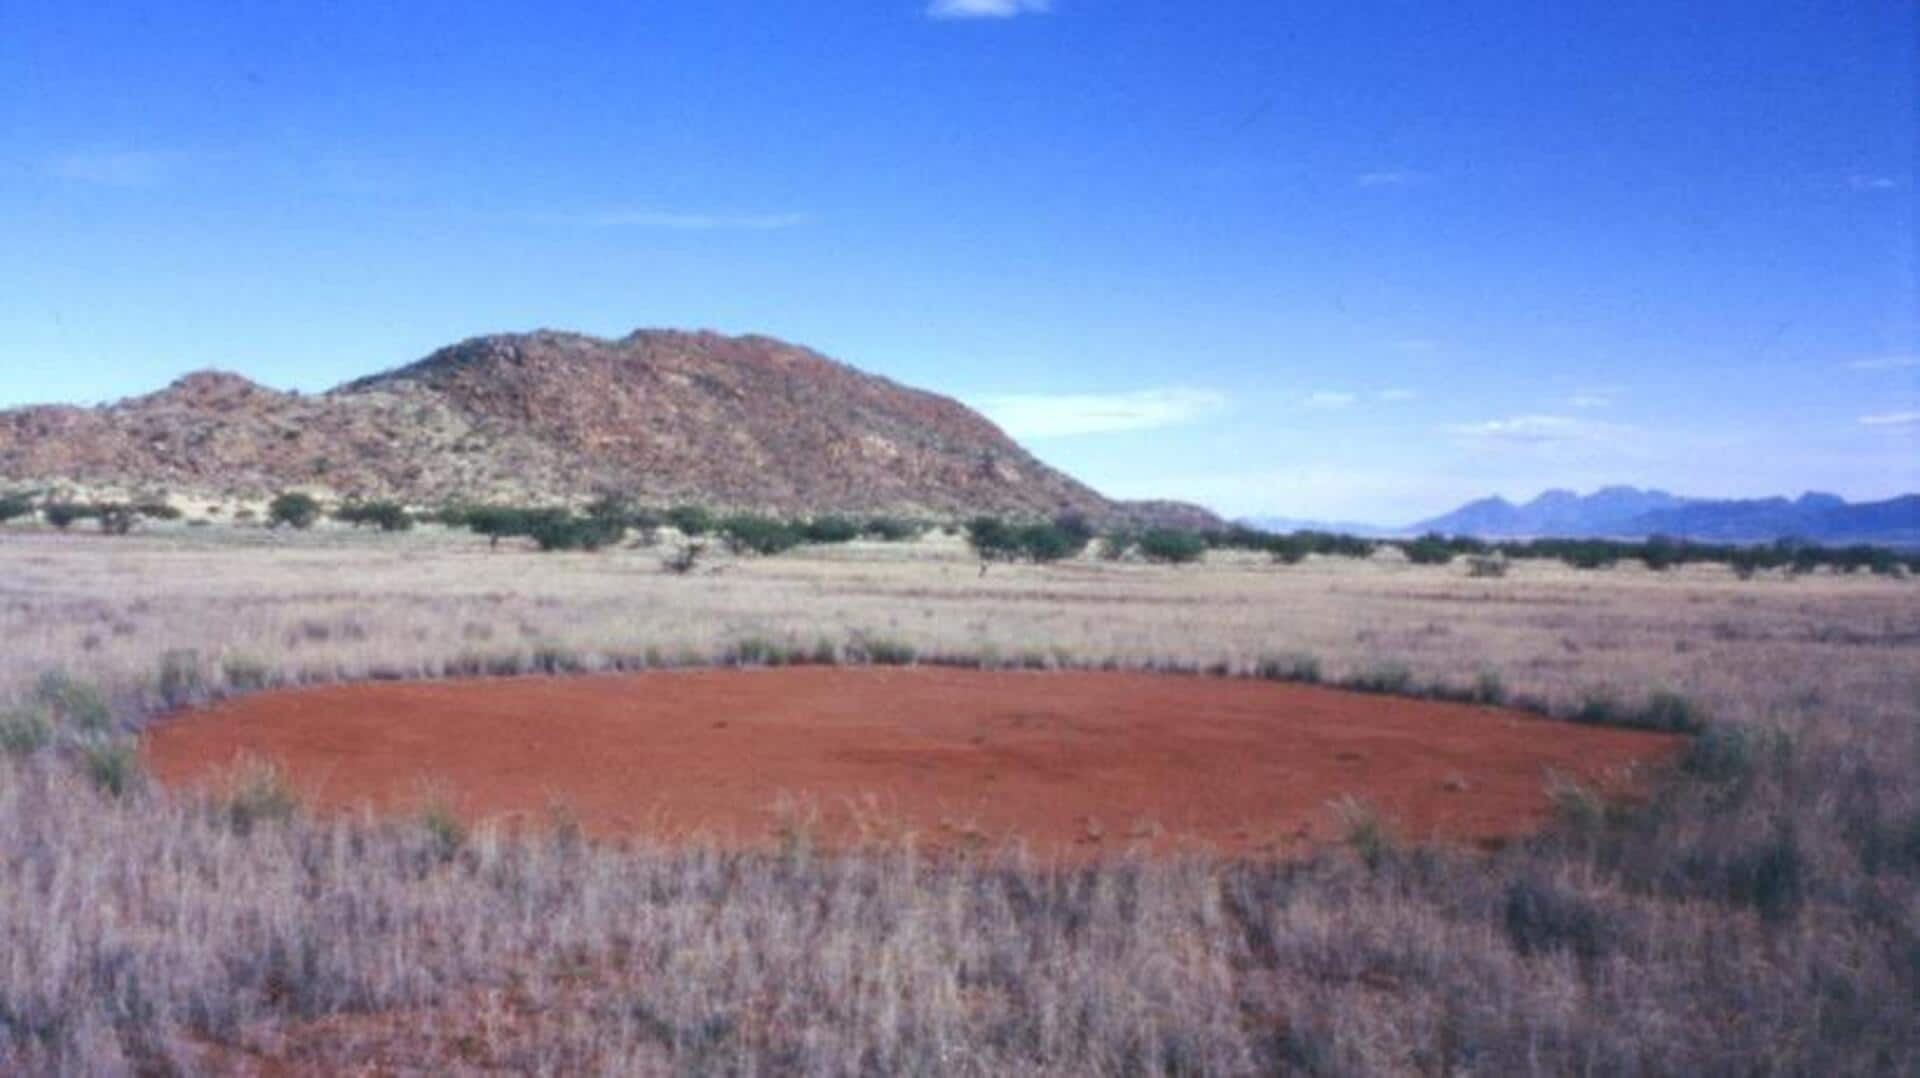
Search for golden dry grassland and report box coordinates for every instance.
[1,524,1916,1073]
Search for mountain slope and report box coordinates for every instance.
[1408,486,1920,545]
[0,329,1208,523]
[1410,486,1688,537]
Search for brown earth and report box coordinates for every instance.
[0,328,1216,527]
[144,668,1677,857]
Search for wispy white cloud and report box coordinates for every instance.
[926,0,1050,19]
[1304,390,1356,409]
[976,387,1227,438]
[1356,170,1426,188]
[1847,174,1902,192]
[1568,387,1622,409]
[1444,414,1626,446]
[570,210,809,231]
[1847,355,1919,371]
[1378,388,1418,402]
[1859,411,1920,428]
[45,148,186,187]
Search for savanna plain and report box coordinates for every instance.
[2,524,1916,1074]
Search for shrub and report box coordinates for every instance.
[1467,555,1508,578]
[1684,724,1770,784]
[1725,825,1808,922]
[1256,652,1322,683]
[1268,536,1310,565]
[1503,875,1613,960]
[0,493,33,524]
[1402,533,1455,566]
[33,671,113,733]
[1332,797,1391,869]
[800,516,861,544]
[94,503,140,535]
[719,515,804,556]
[1471,668,1507,705]
[861,517,923,542]
[965,517,1023,562]
[42,502,94,530]
[1136,528,1207,565]
[666,505,715,536]
[1017,521,1087,562]
[427,504,475,528]
[662,542,705,575]
[132,498,181,521]
[1096,533,1134,560]
[1573,689,1623,726]
[463,505,536,547]
[268,492,322,530]
[222,756,299,835]
[420,796,467,862]
[221,655,275,691]
[528,512,623,552]
[1346,661,1414,695]
[1636,690,1706,734]
[82,739,143,798]
[335,500,413,532]
[0,709,54,755]
[157,650,206,709]
[847,634,917,665]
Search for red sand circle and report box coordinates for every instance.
[144,667,1677,856]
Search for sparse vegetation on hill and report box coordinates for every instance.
[0,330,1179,521]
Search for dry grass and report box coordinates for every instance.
[1,525,1916,1073]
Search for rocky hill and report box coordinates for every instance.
[0,328,1215,525]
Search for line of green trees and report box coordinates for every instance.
[431,497,932,554]
[0,494,182,535]
[4,485,1912,576]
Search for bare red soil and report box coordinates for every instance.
[144,668,1677,856]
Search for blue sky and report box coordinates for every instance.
[3,1,1914,523]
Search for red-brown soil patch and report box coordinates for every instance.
[144,668,1677,856]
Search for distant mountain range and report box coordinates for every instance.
[1247,486,1920,546]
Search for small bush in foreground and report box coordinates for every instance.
[222,756,300,836]
[33,672,113,733]
[157,650,206,710]
[0,709,53,755]
[81,739,143,798]
[1255,652,1322,683]
[1346,661,1414,695]
[1503,874,1614,961]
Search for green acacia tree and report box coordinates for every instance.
[267,492,322,530]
